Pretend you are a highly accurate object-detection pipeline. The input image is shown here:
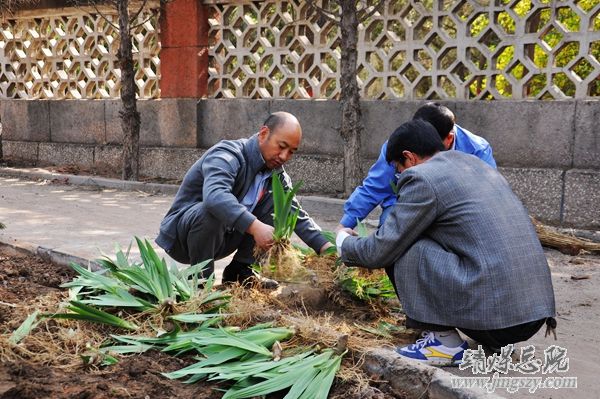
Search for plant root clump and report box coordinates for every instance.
[255,240,312,282]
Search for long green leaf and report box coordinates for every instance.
[62,262,124,291]
[271,173,303,241]
[222,351,330,399]
[298,352,344,399]
[9,311,41,344]
[47,301,138,330]
[169,313,225,323]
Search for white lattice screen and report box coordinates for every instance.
[0,6,160,99]
[206,0,600,100]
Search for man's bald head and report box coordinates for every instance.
[258,112,302,169]
[263,112,302,138]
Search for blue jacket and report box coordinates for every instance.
[340,124,496,228]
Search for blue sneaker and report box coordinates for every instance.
[395,331,468,366]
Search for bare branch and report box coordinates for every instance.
[128,8,157,30]
[0,0,40,14]
[357,0,386,22]
[66,0,119,29]
[129,0,148,23]
[305,0,340,23]
[90,1,119,30]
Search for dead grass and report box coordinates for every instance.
[533,218,600,255]
[0,291,107,369]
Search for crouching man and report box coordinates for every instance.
[156,112,331,288]
[336,119,556,365]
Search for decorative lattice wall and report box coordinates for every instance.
[0,6,160,99]
[206,0,600,100]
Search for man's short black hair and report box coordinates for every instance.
[412,102,455,139]
[385,119,445,164]
[262,113,286,134]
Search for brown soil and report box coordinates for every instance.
[0,247,220,399]
[0,247,404,399]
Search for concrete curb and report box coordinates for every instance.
[364,348,504,398]
[0,166,179,195]
[0,236,102,272]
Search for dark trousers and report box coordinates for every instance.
[384,265,547,349]
[166,194,275,277]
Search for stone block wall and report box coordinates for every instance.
[1,98,599,229]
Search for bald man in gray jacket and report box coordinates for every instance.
[157,112,330,287]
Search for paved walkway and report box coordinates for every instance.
[0,169,341,281]
[1,168,599,399]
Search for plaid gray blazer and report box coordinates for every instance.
[341,151,555,330]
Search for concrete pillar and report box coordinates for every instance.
[159,0,209,98]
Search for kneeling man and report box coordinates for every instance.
[336,119,556,365]
[157,112,330,288]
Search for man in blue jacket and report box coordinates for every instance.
[339,102,496,229]
[156,112,331,288]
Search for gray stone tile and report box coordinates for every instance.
[38,142,94,166]
[1,100,50,142]
[137,99,198,147]
[197,99,269,147]
[499,167,564,224]
[269,99,343,156]
[573,100,600,169]
[563,170,600,229]
[140,147,203,180]
[2,140,39,161]
[94,145,122,172]
[104,100,123,144]
[455,100,575,168]
[49,100,105,144]
[285,154,343,194]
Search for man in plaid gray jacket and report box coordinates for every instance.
[336,119,556,366]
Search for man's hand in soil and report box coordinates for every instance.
[248,219,274,251]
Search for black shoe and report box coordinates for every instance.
[222,260,279,290]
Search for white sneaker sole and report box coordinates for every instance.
[399,355,462,367]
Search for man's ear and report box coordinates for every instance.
[258,126,270,143]
[402,150,415,167]
[443,131,455,150]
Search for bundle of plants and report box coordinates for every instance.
[0,291,110,369]
[255,174,310,282]
[308,224,397,306]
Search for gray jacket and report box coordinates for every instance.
[341,151,555,330]
[156,134,328,253]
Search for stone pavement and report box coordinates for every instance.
[0,167,344,282]
[1,167,599,399]
[0,169,342,282]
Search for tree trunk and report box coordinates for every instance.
[118,0,140,180]
[339,0,363,196]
